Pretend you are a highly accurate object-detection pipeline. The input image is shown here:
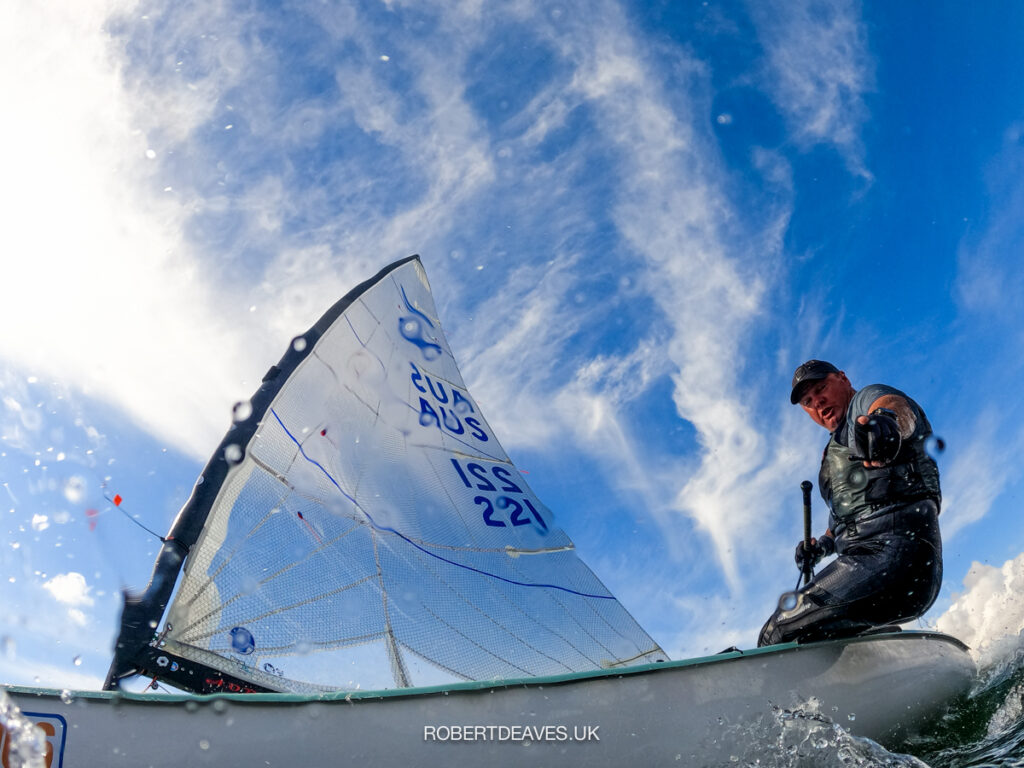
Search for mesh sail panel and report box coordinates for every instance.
[163,258,666,693]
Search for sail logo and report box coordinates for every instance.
[399,285,444,361]
[410,363,489,442]
[0,713,66,768]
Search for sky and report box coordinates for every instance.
[2,0,1024,691]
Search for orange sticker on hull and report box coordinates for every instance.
[0,713,66,768]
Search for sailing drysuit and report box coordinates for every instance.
[757,384,942,647]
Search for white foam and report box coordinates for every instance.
[935,553,1024,667]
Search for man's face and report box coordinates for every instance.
[798,372,854,432]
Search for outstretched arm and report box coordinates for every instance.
[866,394,916,438]
[855,394,915,467]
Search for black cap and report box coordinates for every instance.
[790,360,840,404]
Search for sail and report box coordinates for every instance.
[106,256,666,694]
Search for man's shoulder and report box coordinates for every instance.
[850,383,929,431]
[848,383,922,419]
[853,383,908,410]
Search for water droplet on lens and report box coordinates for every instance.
[224,444,243,463]
[60,689,74,704]
[63,475,87,504]
[199,739,210,750]
[778,592,798,611]
[232,401,253,422]
[73,655,82,666]
[292,337,307,352]
[1,635,14,659]
[847,713,856,721]
[419,411,437,427]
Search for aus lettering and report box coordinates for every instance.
[411,363,489,441]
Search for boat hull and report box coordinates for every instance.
[3,632,974,767]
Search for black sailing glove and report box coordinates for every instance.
[794,535,836,570]
[853,408,902,464]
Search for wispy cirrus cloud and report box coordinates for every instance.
[1,1,273,460]
[750,0,874,179]
[5,0,806,607]
[425,1,811,595]
[956,121,1024,330]
[940,412,1024,540]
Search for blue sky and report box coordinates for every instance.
[3,0,1024,690]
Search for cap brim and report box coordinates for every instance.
[790,376,825,404]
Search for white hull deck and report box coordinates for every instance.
[4,632,974,767]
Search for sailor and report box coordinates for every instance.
[757,360,943,647]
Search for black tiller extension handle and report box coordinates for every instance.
[801,480,813,586]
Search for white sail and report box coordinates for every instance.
[137,257,665,693]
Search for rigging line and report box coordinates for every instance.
[269,408,615,601]
[101,490,166,542]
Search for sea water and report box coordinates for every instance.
[726,637,1024,768]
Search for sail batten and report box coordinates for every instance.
[106,256,667,694]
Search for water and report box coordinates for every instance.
[745,640,1024,768]
[0,687,46,768]
[901,641,1024,767]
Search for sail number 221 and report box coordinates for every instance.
[450,459,548,531]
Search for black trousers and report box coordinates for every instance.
[757,499,942,647]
